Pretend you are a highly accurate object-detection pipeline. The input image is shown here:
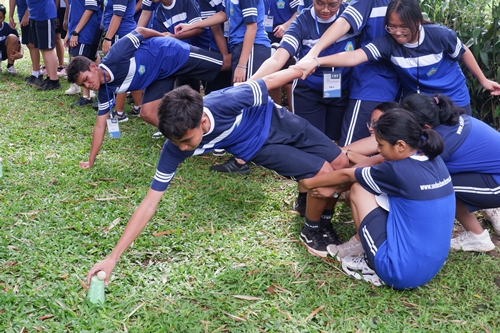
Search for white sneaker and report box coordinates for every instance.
[152,131,164,139]
[90,90,96,98]
[65,83,81,95]
[450,229,495,252]
[342,254,385,287]
[6,66,18,75]
[482,208,500,235]
[327,235,364,260]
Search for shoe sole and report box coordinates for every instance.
[342,261,385,286]
[451,243,495,252]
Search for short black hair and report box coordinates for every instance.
[0,4,6,16]
[157,85,204,140]
[66,56,94,83]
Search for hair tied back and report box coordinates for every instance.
[434,96,439,105]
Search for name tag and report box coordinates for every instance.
[264,15,274,32]
[106,118,120,138]
[323,71,342,98]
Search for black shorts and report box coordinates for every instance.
[21,24,34,45]
[359,207,388,269]
[56,7,67,38]
[30,18,56,50]
[231,43,271,80]
[250,104,342,180]
[68,27,102,61]
[452,172,500,212]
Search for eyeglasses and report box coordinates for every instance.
[366,121,375,130]
[314,1,341,10]
[385,25,411,35]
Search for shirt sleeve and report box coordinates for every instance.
[240,0,259,24]
[354,162,401,196]
[112,0,129,17]
[150,141,191,192]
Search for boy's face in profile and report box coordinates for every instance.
[170,125,204,151]
[75,63,101,91]
[368,108,384,135]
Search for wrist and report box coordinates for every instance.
[237,64,247,69]
[312,57,321,68]
[104,37,112,42]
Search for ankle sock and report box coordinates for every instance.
[7,64,13,68]
[320,209,334,225]
[304,217,321,231]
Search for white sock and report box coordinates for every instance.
[133,105,141,110]
[32,70,40,77]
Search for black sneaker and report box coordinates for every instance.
[209,157,251,175]
[300,227,329,257]
[130,106,141,116]
[71,96,93,107]
[92,101,99,109]
[37,79,61,91]
[294,195,306,218]
[321,223,342,246]
[213,149,226,157]
[26,75,44,87]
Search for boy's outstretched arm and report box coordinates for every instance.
[87,189,165,286]
[461,46,500,95]
[79,114,108,169]
[261,67,303,91]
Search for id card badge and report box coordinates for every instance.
[264,15,274,32]
[223,20,230,37]
[106,118,121,138]
[323,71,342,98]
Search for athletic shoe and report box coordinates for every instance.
[342,254,385,287]
[111,112,128,122]
[321,223,342,246]
[40,66,47,75]
[152,131,164,139]
[37,79,61,91]
[293,195,306,218]
[57,66,66,77]
[327,235,364,260]
[71,96,93,107]
[65,83,81,95]
[213,149,226,156]
[6,66,18,75]
[130,106,141,117]
[300,227,329,257]
[92,101,99,109]
[26,75,44,87]
[482,208,500,235]
[209,157,251,175]
[450,229,495,252]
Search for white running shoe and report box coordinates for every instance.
[450,229,495,252]
[6,66,18,75]
[327,235,364,260]
[65,83,81,95]
[342,254,385,287]
[90,90,96,98]
[482,208,500,235]
[152,131,164,139]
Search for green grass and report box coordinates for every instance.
[1,56,500,333]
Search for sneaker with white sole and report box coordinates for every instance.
[300,227,329,257]
[213,149,226,156]
[342,254,385,287]
[152,131,164,139]
[65,83,81,95]
[6,66,18,75]
[111,111,128,122]
[327,235,364,260]
[450,229,495,252]
[482,208,500,235]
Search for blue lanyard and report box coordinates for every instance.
[314,12,320,35]
[160,6,173,32]
[101,67,114,113]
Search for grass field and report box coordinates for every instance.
[1,56,500,332]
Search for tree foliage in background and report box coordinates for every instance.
[419,0,500,126]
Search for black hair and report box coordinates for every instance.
[385,0,433,42]
[66,56,94,83]
[157,85,204,140]
[373,108,444,159]
[374,101,399,113]
[401,93,464,128]
[0,4,6,16]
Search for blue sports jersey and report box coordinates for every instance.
[26,0,57,21]
[102,0,137,36]
[222,0,270,49]
[150,79,272,192]
[280,4,355,92]
[153,0,210,49]
[355,155,455,289]
[435,115,500,183]
[265,0,299,25]
[339,0,399,102]
[297,0,312,13]
[16,0,28,22]
[198,0,221,51]
[68,0,100,45]
[363,24,468,106]
[97,30,190,115]
[0,22,19,46]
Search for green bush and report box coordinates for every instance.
[420,0,500,126]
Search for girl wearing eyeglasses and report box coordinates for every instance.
[295,0,500,115]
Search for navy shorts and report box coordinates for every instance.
[292,79,348,141]
[231,43,271,80]
[359,207,388,269]
[452,173,500,212]
[30,18,56,50]
[250,104,342,180]
[21,24,34,45]
[340,99,382,146]
[175,46,223,84]
[69,27,102,61]
[56,7,67,38]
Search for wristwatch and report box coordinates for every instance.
[71,30,79,36]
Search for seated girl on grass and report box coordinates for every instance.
[302,109,456,289]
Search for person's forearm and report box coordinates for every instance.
[237,22,257,69]
[282,12,297,30]
[9,0,16,21]
[210,24,229,55]
[88,115,107,166]
[172,26,203,40]
[300,168,355,189]
[136,26,168,39]
[192,11,227,29]
[343,136,378,156]
[262,67,302,91]
[250,48,290,80]
[73,10,94,33]
[105,15,123,39]
[317,48,368,68]
[461,46,488,83]
[306,17,351,58]
[137,9,152,28]
[108,189,163,261]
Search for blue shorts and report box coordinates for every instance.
[292,79,348,141]
[30,18,56,50]
[231,43,271,80]
[340,99,382,146]
[359,207,388,269]
[250,104,342,180]
[452,173,500,212]
[68,41,99,61]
